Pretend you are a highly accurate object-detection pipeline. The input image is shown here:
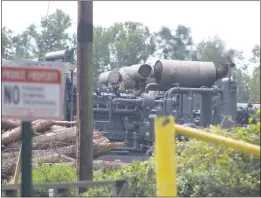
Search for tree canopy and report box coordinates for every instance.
[1,9,259,102]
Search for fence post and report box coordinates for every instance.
[48,189,58,197]
[2,189,18,197]
[57,188,71,197]
[155,116,177,196]
[111,180,125,196]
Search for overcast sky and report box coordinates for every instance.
[2,1,260,61]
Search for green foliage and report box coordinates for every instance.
[177,123,260,197]
[2,9,259,101]
[92,22,155,87]
[1,26,15,59]
[32,164,76,197]
[196,36,228,67]
[36,9,72,58]
[93,26,112,82]
[249,45,260,102]
[234,65,251,103]
[3,9,72,60]
[28,122,260,197]
[82,159,156,197]
[154,25,193,60]
[196,36,239,68]
[86,122,260,197]
[107,21,156,67]
[195,36,255,102]
[12,24,39,60]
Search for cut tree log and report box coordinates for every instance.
[54,120,76,125]
[50,125,68,132]
[2,138,124,161]
[2,146,78,160]
[4,129,124,153]
[2,120,56,145]
[1,119,21,131]
[32,127,77,150]
[1,119,125,182]
[4,127,77,151]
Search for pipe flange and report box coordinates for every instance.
[141,93,155,108]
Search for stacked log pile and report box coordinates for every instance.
[1,119,125,181]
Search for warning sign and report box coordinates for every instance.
[2,66,63,120]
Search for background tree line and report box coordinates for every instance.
[2,9,260,102]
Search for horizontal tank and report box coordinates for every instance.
[119,67,136,90]
[98,70,121,85]
[237,103,260,113]
[124,64,153,81]
[153,60,228,88]
[45,49,73,62]
[118,64,153,90]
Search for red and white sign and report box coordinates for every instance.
[2,66,63,120]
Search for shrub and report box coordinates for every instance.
[32,164,76,197]
[87,117,260,197]
[30,113,260,197]
[177,123,260,196]
[84,159,156,197]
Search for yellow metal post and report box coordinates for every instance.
[155,116,177,197]
[175,124,260,156]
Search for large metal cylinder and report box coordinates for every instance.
[98,70,121,85]
[124,64,153,81]
[119,67,136,90]
[237,103,259,114]
[153,60,227,88]
[45,49,74,62]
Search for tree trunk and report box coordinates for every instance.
[1,119,21,131]
[2,120,55,145]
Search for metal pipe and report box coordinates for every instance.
[187,92,194,122]
[93,108,137,113]
[155,116,177,196]
[113,98,143,105]
[175,124,260,156]
[70,70,74,126]
[180,94,183,120]
[145,83,160,93]
[63,77,69,121]
[164,87,222,124]
[145,82,180,93]
[123,117,129,147]
[166,87,223,99]
[155,100,164,104]
[200,92,213,127]
[148,115,157,119]
[94,100,113,127]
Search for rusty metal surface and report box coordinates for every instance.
[154,60,217,88]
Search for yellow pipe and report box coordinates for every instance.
[175,124,260,156]
[155,116,177,197]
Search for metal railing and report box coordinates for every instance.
[1,179,130,197]
[154,116,261,197]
